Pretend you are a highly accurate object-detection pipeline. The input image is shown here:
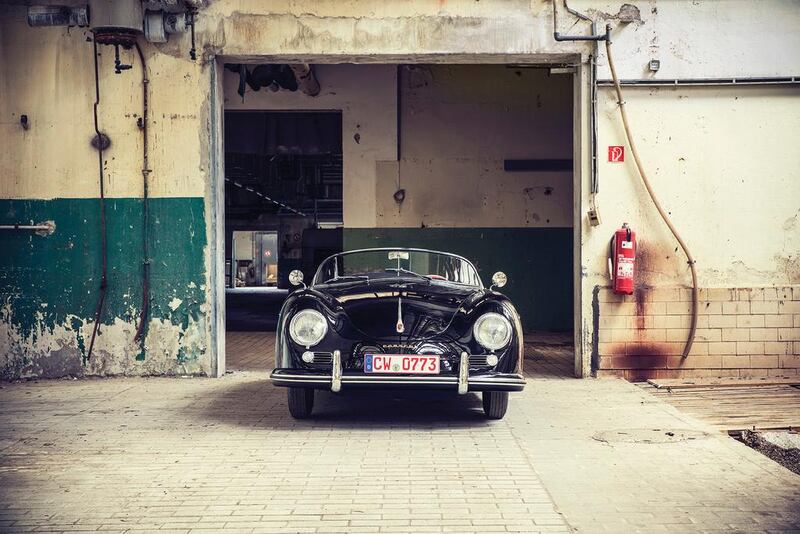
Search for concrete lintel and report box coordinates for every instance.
[217,53,583,66]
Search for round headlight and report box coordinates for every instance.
[289,309,328,347]
[473,312,512,351]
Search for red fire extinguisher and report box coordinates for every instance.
[611,223,636,295]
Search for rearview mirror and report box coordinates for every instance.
[388,251,409,260]
[491,271,507,289]
[289,269,305,287]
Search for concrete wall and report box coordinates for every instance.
[587,84,800,378]
[0,6,214,378]
[2,0,799,378]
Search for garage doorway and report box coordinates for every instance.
[223,109,343,370]
[214,61,580,377]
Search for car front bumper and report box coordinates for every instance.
[270,350,526,393]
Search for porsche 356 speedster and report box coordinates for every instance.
[269,248,525,419]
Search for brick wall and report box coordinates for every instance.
[595,286,800,380]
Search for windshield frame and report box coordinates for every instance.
[312,247,484,288]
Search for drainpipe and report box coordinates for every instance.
[133,41,151,350]
[551,0,610,224]
[87,37,109,362]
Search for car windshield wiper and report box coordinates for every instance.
[384,268,432,284]
[322,275,370,284]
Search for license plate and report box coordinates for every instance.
[364,354,440,374]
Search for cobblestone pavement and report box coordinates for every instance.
[1,339,799,533]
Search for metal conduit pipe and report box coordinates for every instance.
[597,76,800,87]
[133,41,151,349]
[552,0,609,41]
[0,222,56,235]
[551,0,609,218]
[605,33,699,360]
[87,37,109,362]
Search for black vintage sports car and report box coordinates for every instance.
[270,248,525,419]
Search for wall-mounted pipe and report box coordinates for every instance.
[0,221,56,236]
[597,76,800,87]
[133,41,151,349]
[87,37,109,362]
[552,0,610,41]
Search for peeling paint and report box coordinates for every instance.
[0,198,209,379]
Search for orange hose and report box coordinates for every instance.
[605,37,698,360]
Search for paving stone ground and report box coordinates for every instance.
[0,333,798,533]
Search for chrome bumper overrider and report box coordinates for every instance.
[270,351,526,392]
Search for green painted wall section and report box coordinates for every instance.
[344,228,573,332]
[0,198,207,378]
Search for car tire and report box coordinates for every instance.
[482,391,508,419]
[287,388,315,419]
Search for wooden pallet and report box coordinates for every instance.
[648,377,800,389]
[642,383,800,432]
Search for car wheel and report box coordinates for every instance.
[287,388,315,419]
[482,391,509,419]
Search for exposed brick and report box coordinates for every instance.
[694,328,721,342]
[722,301,750,315]
[645,302,668,315]
[750,301,779,314]
[598,289,627,303]
[611,355,668,370]
[778,328,800,342]
[736,341,765,355]
[652,315,696,329]
[795,315,800,328]
[625,341,685,356]
[781,354,800,368]
[599,315,628,330]
[722,355,749,368]
[737,315,765,328]
[749,328,778,342]
[777,287,794,300]
[597,342,622,356]
[721,327,750,342]
[763,287,779,301]
[764,342,792,355]
[665,329,687,342]
[794,287,800,301]
[679,355,724,369]
[764,314,793,328]
[750,355,779,368]
[602,302,637,316]
[736,288,764,301]
[779,301,800,314]
[698,302,723,315]
[678,288,694,302]
[645,288,681,302]
[708,315,737,328]
[666,301,692,315]
[707,342,737,355]
[703,288,735,302]
[688,342,709,356]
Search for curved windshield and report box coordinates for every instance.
[313,249,482,287]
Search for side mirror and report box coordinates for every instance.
[490,271,507,290]
[289,269,305,287]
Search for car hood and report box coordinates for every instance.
[320,279,481,340]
